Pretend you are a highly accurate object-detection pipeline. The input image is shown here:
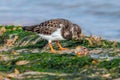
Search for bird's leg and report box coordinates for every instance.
[48,41,56,53]
[55,40,68,50]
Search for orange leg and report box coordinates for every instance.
[48,42,56,53]
[56,40,68,50]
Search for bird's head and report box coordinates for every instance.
[71,24,82,40]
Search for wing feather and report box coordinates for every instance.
[33,26,58,35]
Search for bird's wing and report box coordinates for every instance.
[33,26,58,35]
[33,19,66,35]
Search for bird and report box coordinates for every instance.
[22,18,82,53]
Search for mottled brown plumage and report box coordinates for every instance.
[23,18,81,40]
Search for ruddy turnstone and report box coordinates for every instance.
[22,18,82,53]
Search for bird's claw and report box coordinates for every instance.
[59,47,69,50]
[50,49,57,53]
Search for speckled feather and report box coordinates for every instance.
[22,18,81,40]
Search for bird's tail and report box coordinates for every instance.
[22,26,34,31]
[22,26,27,30]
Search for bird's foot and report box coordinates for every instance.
[59,47,69,51]
[50,49,57,53]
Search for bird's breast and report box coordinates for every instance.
[38,28,65,41]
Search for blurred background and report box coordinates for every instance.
[0,0,120,41]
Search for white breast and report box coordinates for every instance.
[38,28,65,41]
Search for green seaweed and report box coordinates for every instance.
[0,25,120,80]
